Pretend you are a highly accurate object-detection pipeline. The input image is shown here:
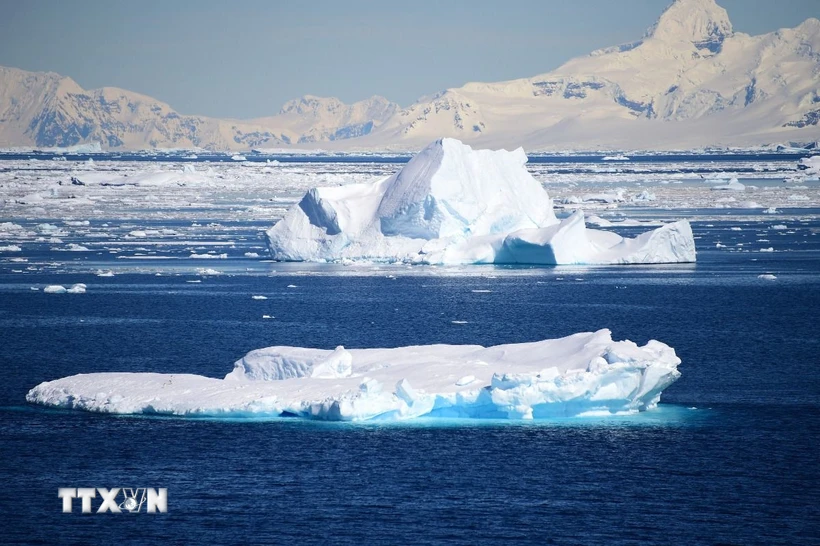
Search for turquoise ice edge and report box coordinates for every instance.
[12,403,707,428]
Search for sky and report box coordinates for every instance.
[0,0,817,119]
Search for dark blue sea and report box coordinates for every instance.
[1,212,819,544]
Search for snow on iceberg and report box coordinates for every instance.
[266,138,696,265]
[26,329,681,421]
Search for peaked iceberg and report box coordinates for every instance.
[266,138,696,265]
[26,330,681,421]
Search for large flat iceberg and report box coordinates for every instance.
[266,138,696,265]
[26,329,681,421]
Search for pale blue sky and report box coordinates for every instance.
[0,0,816,118]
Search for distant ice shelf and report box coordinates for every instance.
[265,138,697,265]
[26,329,681,421]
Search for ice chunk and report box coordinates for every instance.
[798,156,820,175]
[190,253,227,259]
[27,329,682,421]
[63,244,90,251]
[43,284,86,294]
[710,178,745,191]
[496,211,696,265]
[310,346,354,379]
[266,139,695,265]
[758,274,777,280]
[632,190,656,202]
[43,285,67,294]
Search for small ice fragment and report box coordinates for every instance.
[395,379,418,404]
[311,346,353,379]
[451,320,468,324]
[359,377,381,394]
[44,285,67,294]
[190,253,227,259]
[64,243,90,251]
[456,375,476,386]
[757,274,777,280]
[252,295,268,300]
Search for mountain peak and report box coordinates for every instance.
[646,0,733,49]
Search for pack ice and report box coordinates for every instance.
[26,329,681,421]
[266,138,696,265]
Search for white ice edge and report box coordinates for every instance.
[26,329,681,422]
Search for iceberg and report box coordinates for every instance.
[266,138,696,265]
[26,329,681,421]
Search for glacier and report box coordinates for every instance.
[266,138,696,265]
[26,329,681,421]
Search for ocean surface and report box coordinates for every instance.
[1,154,819,544]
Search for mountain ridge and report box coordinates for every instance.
[0,0,818,151]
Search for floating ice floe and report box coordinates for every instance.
[43,283,86,294]
[26,329,681,421]
[61,243,91,252]
[190,253,228,259]
[266,139,696,265]
[758,274,777,280]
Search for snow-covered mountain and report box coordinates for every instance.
[363,0,820,150]
[252,95,399,144]
[0,66,289,149]
[0,0,818,150]
[0,67,397,150]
